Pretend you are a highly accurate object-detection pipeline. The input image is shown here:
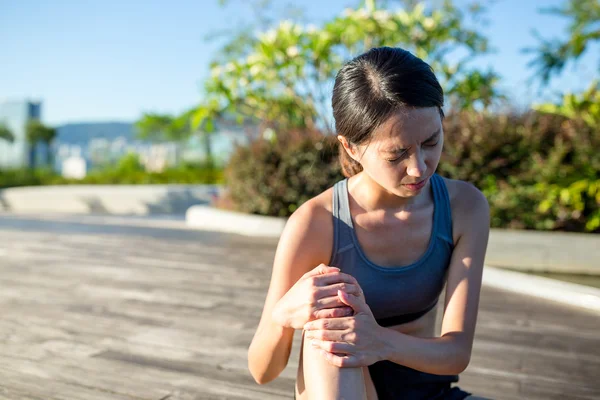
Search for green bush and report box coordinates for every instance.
[0,168,56,189]
[225,111,599,233]
[0,160,223,188]
[439,111,599,232]
[225,132,342,217]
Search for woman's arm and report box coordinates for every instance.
[248,198,334,384]
[304,182,490,375]
[378,183,490,374]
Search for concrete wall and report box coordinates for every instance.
[1,185,597,274]
[0,185,223,215]
[486,228,600,275]
[186,207,600,275]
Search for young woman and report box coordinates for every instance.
[248,47,490,400]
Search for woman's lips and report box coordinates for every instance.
[402,177,428,191]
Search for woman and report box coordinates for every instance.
[248,47,490,399]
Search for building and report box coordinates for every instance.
[0,100,42,168]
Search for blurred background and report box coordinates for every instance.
[0,1,599,398]
[1,0,598,233]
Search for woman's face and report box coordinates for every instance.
[343,106,444,198]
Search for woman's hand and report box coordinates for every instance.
[271,264,363,330]
[303,290,387,368]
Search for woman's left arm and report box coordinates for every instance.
[304,183,490,375]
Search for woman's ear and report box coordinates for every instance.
[337,135,360,162]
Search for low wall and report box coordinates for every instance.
[0,185,223,215]
[185,206,600,274]
[485,229,599,275]
[186,205,287,237]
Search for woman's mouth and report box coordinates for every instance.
[402,177,428,191]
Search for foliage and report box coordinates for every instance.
[224,132,342,216]
[25,120,56,168]
[526,0,600,129]
[193,0,503,135]
[114,153,145,173]
[0,160,223,188]
[135,108,201,141]
[224,110,599,232]
[525,0,600,85]
[0,168,56,189]
[438,111,600,232]
[534,80,600,128]
[25,120,56,145]
[0,123,14,143]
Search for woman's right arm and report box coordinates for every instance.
[247,199,359,384]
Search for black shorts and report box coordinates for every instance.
[294,361,472,399]
[367,360,472,399]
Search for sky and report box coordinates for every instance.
[0,0,597,126]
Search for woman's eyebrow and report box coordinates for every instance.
[381,129,441,153]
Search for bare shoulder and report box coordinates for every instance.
[278,186,335,269]
[441,177,490,242]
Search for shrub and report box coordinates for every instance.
[225,111,599,232]
[439,111,599,232]
[0,160,223,188]
[225,131,342,216]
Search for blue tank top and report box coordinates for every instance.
[329,174,454,327]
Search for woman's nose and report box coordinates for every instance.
[406,151,427,178]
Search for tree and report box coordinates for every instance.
[527,0,600,128]
[135,108,216,165]
[525,0,599,85]
[25,120,56,169]
[0,123,14,143]
[193,0,503,137]
[525,0,600,231]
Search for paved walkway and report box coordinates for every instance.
[0,213,598,399]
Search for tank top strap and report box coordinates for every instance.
[331,179,356,265]
[431,174,454,246]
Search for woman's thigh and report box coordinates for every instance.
[295,330,378,400]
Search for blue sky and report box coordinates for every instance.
[0,0,597,126]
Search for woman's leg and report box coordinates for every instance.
[295,330,378,400]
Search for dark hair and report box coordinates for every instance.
[332,47,445,177]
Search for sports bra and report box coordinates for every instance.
[329,174,454,327]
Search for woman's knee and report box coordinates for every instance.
[300,331,369,400]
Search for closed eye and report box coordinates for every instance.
[386,141,438,162]
[385,152,407,163]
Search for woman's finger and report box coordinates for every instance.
[313,307,353,320]
[312,272,358,287]
[322,352,361,368]
[306,328,351,342]
[310,339,355,354]
[316,282,361,298]
[304,318,348,331]
[314,295,346,309]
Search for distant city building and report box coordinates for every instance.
[62,153,87,179]
[0,110,261,173]
[52,118,259,175]
[0,100,41,168]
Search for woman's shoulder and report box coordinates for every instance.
[439,177,486,206]
[439,176,489,240]
[287,185,335,235]
[279,186,335,264]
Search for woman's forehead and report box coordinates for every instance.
[373,107,442,146]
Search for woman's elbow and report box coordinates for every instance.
[451,352,471,375]
[251,371,274,385]
[248,361,278,385]
[247,347,282,385]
